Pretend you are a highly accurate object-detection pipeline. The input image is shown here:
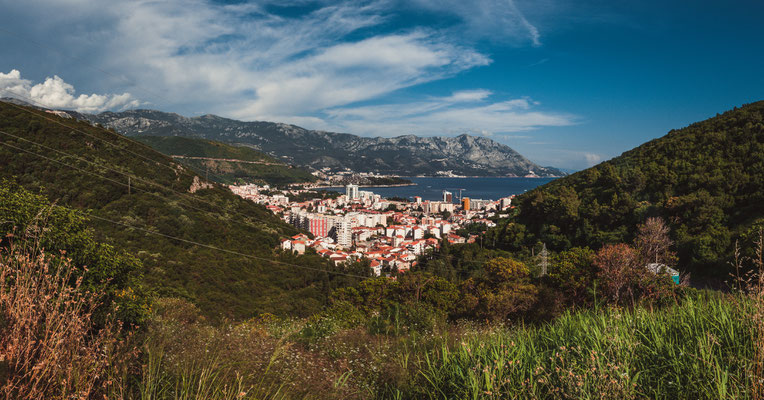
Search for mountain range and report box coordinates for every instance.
[68,108,565,177]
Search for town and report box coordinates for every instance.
[229,183,514,276]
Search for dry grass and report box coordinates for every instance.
[0,239,134,400]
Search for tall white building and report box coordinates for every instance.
[346,184,359,200]
[331,216,353,248]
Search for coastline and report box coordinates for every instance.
[314,183,418,190]
[407,175,565,179]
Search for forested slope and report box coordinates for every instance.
[0,101,361,319]
[498,101,764,278]
[135,135,317,185]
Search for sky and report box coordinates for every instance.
[0,0,762,170]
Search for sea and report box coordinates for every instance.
[323,177,556,201]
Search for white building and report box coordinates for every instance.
[346,184,359,200]
[331,216,353,248]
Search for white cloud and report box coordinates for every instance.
[522,148,605,171]
[323,92,575,136]
[407,0,542,45]
[0,0,573,138]
[228,31,490,119]
[441,89,493,103]
[584,152,602,165]
[0,69,139,113]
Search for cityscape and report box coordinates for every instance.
[231,183,510,275]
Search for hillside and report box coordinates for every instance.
[500,101,764,277]
[0,101,360,319]
[73,109,565,177]
[135,136,317,185]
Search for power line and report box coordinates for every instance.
[52,205,372,280]
[0,139,371,280]
[0,90,254,189]
[0,134,278,236]
[0,90,180,173]
[0,128,226,215]
[0,106,276,229]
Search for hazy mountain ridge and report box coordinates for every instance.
[74,109,565,177]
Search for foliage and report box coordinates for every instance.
[546,247,597,308]
[594,243,679,307]
[0,241,134,399]
[458,258,538,321]
[502,101,764,279]
[0,180,149,324]
[0,103,358,320]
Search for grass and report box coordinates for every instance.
[405,293,753,399]
[125,292,753,400]
[1,239,759,399]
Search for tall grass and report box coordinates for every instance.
[403,293,753,399]
[0,240,132,399]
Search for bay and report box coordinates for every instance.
[323,177,556,201]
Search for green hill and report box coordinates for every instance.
[135,135,317,185]
[0,101,360,319]
[134,135,277,162]
[499,101,764,278]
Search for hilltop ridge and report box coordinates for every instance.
[71,108,566,177]
[497,101,764,278]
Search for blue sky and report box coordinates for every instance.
[0,0,762,170]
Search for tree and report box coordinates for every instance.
[459,257,537,321]
[594,243,641,306]
[634,217,676,265]
[548,247,596,307]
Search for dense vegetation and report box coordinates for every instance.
[0,102,359,319]
[496,101,764,280]
[135,135,277,162]
[1,100,762,399]
[136,136,317,185]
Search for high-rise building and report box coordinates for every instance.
[442,190,453,203]
[331,216,353,248]
[470,199,490,210]
[346,184,359,200]
[307,216,329,237]
[462,197,470,211]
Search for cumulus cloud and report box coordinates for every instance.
[0,69,139,113]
